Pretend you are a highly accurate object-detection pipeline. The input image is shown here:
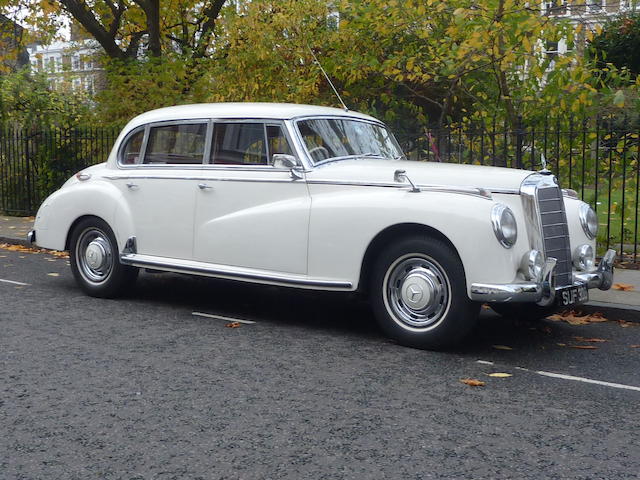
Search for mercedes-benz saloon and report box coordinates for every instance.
[29,103,615,349]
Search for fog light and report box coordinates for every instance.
[521,249,544,281]
[573,244,595,272]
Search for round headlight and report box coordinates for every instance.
[491,204,518,248]
[573,244,595,272]
[579,203,598,240]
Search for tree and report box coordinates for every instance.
[1,0,228,60]
[588,12,640,78]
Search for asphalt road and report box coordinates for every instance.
[1,248,640,480]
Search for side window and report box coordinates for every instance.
[267,125,294,158]
[121,129,145,165]
[211,123,267,166]
[144,123,207,165]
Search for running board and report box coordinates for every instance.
[119,253,353,291]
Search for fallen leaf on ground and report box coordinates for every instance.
[481,304,492,310]
[225,322,242,328]
[47,273,59,277]
[0,243,68,258]
[492,345,513,350]
[630,345,640,348]
[569,345,598,350]
[618,320,638,328]
[488,373,512,378]
[557,343,567,347]
[460,378,485,387]
[612,283,635,291]
[573,336,607,343]
[547,310,608,325]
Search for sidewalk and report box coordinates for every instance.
[2,215,640,312]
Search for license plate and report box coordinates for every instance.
[556,284,589,307]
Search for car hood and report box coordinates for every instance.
[307,159,534,192]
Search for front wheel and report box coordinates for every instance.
[69,217,138,298]
[370,236,480,350]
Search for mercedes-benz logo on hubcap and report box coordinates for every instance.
[407,285,423,303]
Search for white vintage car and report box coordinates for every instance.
[29,103,615,349]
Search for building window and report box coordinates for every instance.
[587,0,603,12]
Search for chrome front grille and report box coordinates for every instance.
[537,185,572,286]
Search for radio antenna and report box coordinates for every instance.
[307,45,349,112]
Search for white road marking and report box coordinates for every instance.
[476,360,494,365]
[0,278,30,286]
[476,360,640,393]
[535,370,640,393]
[192,311,256,324]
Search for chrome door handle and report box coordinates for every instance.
[126,182,139,190]
[198,183,212,190]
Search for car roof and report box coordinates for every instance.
[126,103,380,128]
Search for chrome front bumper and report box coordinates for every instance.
[470,249,616,305]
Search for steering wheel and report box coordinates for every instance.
[308,146,330,161]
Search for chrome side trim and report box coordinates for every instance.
[120,253,353,290]
[307,179,493,199]
[103,175,296,184]
[489,188,520,195]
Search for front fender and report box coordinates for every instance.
[33,179,134,252]
[307,187,531,294]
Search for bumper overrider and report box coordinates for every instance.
[470,249,616,306]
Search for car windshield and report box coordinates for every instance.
[296,118,405,164]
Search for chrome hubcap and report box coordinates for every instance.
[76,228,113,284]
[85,239,108,270]
[385,255,450,330]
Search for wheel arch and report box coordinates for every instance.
[65,214,109,251]
[358,223,463,295]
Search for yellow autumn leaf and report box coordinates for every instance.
[488,373,512,378]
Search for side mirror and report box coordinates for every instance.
[272,154,299,169]
[272,154,304,180]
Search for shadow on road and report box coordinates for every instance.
[126,271,558,353]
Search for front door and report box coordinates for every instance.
[193,122,310,275]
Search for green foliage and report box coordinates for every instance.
[588,12,640,78]
[0,68,92,128]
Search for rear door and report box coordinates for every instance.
[114,121,209,259]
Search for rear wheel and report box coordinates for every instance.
[69,217,138,298]
[370,235,480,350]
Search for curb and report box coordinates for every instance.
[0,236,30,247]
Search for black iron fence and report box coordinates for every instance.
[1,117,639,262]
[0,127,119,216]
